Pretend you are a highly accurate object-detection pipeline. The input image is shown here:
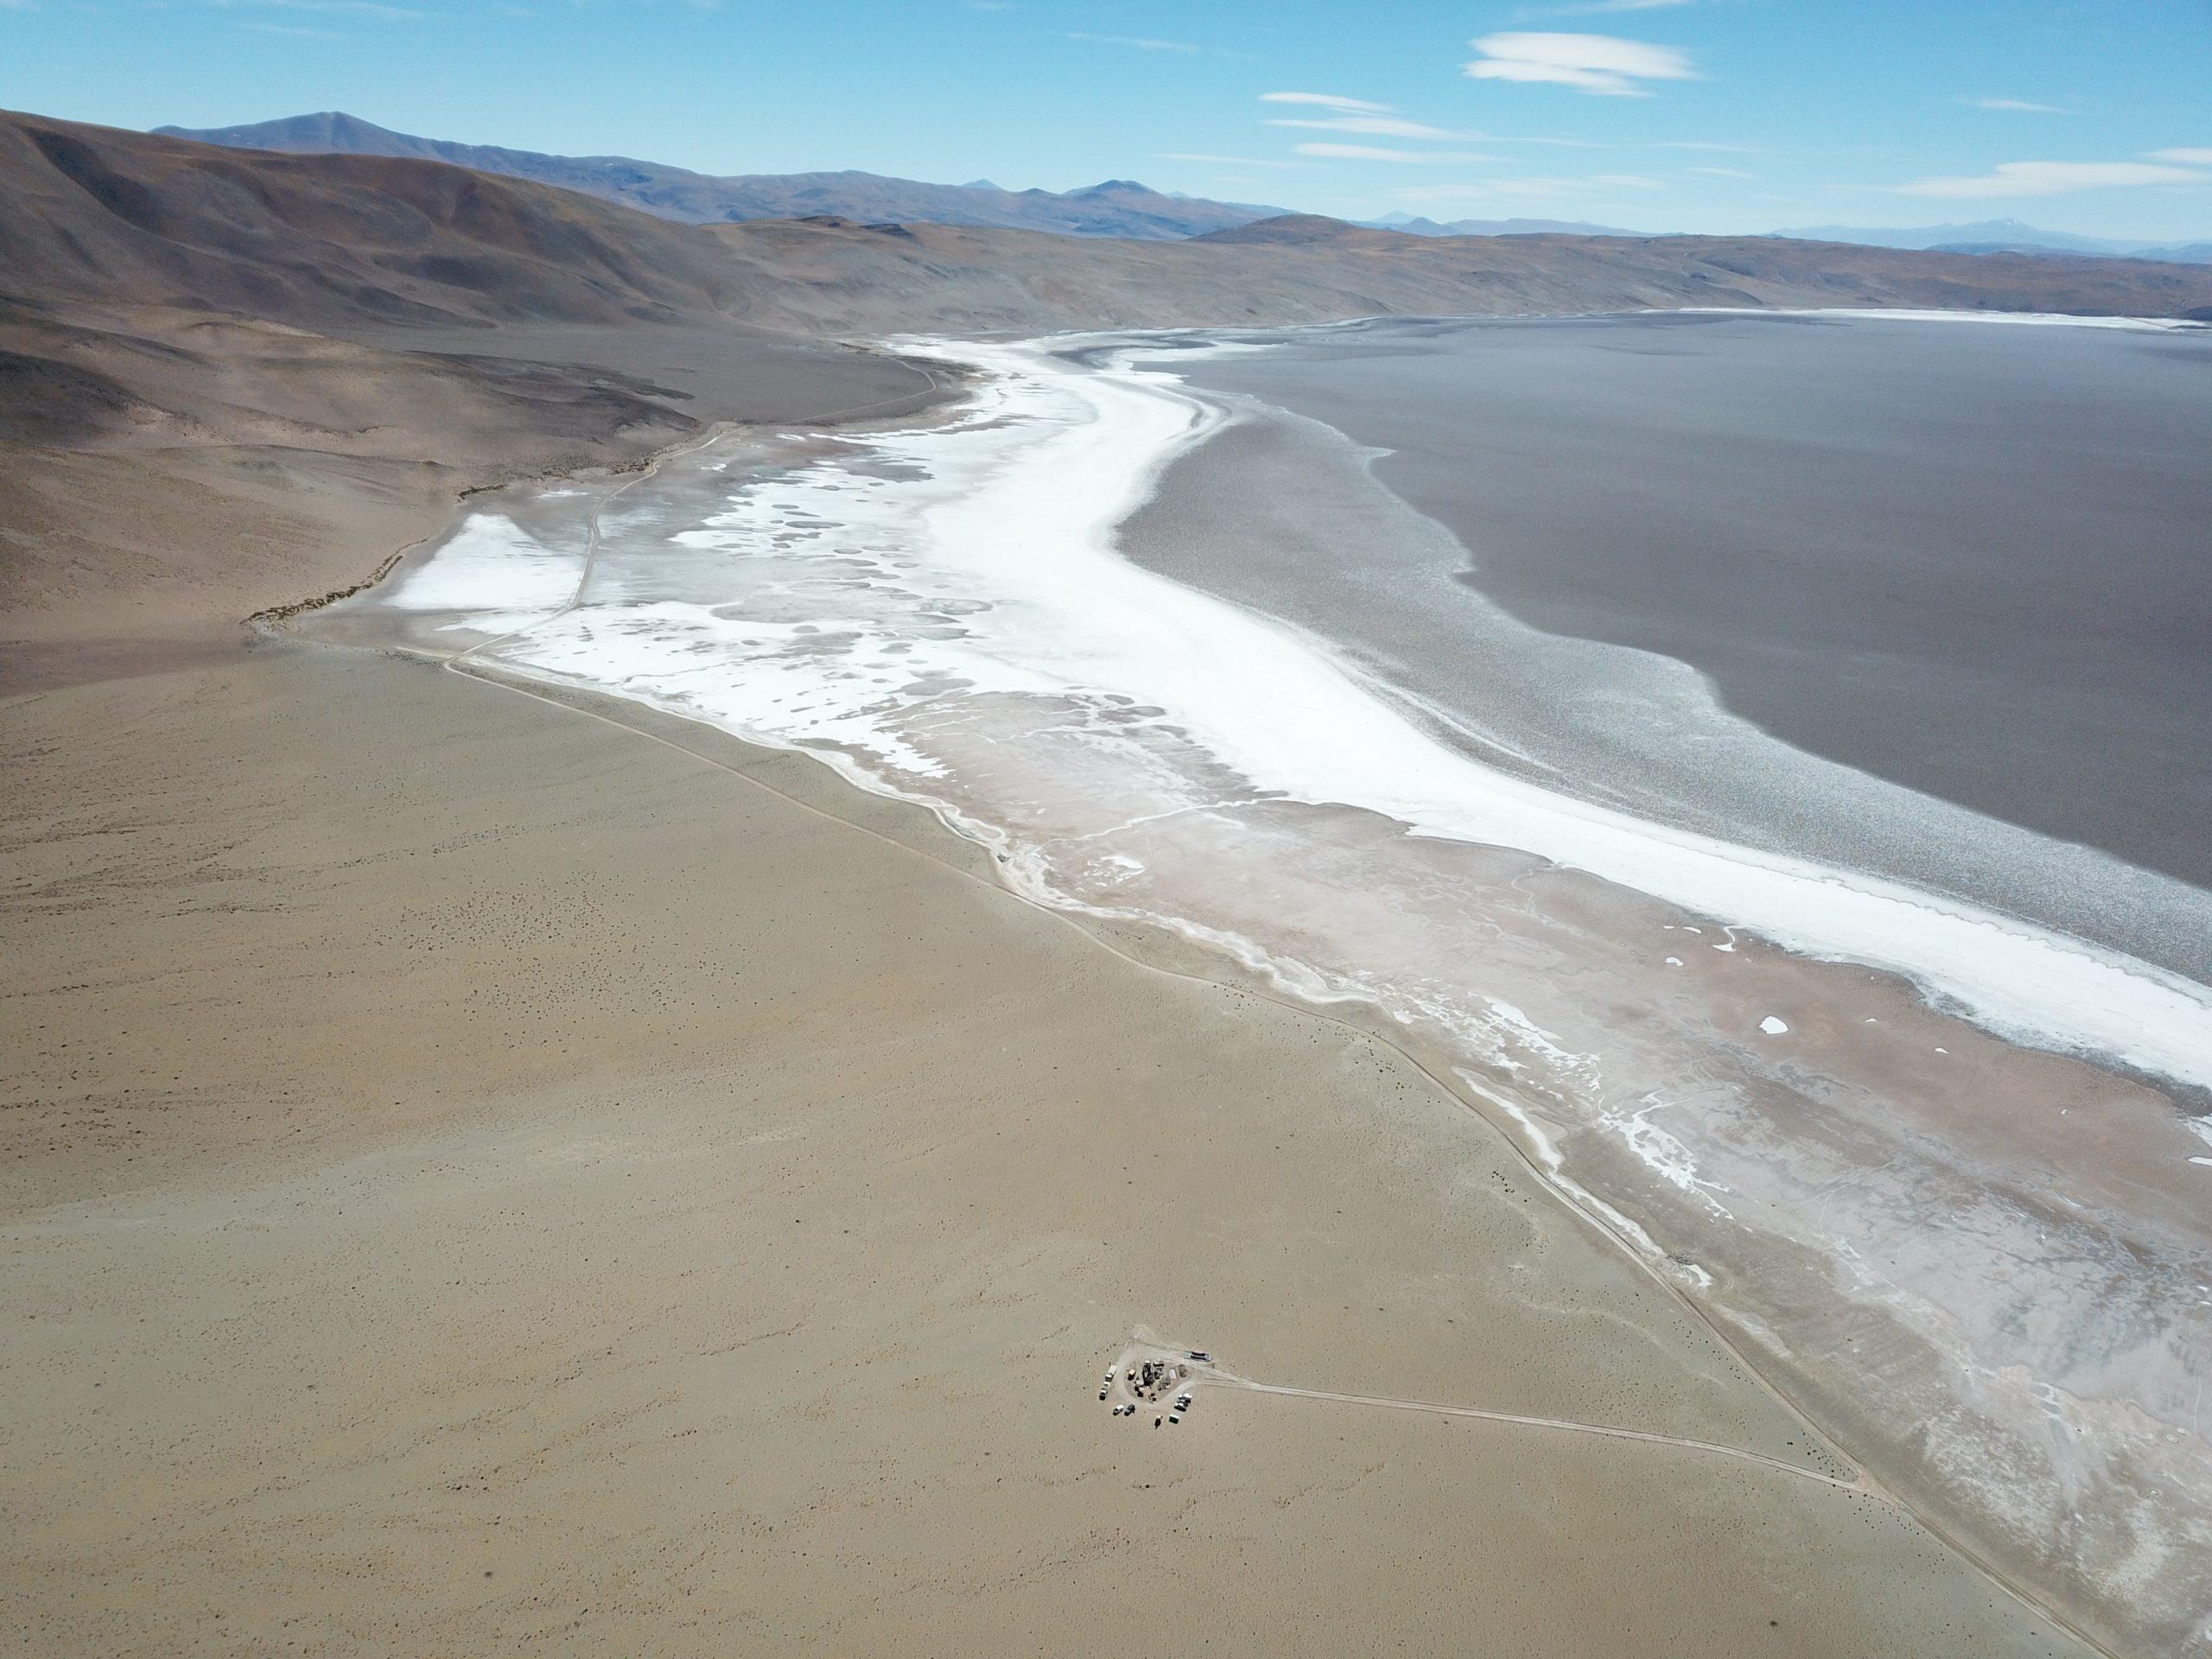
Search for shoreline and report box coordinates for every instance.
[342,326,2212,1084]
[294,321,2212,1653]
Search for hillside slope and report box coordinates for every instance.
[3,112,757,328]
[706,212,2212,334]
[0,111,938,683]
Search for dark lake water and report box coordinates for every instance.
[1112,313,2212,983]
[1166,313,2212,889]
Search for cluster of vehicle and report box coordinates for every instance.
[1100,1354,1208,1427]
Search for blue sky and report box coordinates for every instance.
[6,0,2210,238]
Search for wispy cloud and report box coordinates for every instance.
[1259,92,1390,113]
[245,20,344,33]
[1294,143,1497,164]
[1968,97,2070,114]
[1158,152,1299,169]
[1895,159,2208,199]
[1266,115,1475,140]
[1688,165,1753,178]
[2150,148,2212,165]
[1067,31,1197,53]
[1465,32,1697,97]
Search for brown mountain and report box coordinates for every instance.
[3,112,753,329]
[153,111,1287,240]
[0,110,941,684]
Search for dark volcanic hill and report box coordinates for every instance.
[153,111,1288,240]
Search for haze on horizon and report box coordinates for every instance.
[6,0,2210,242]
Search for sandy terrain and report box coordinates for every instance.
[0,636,2090,1656]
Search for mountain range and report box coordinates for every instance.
[10,105,2212,691]
[150,111,1287,241]
[156,112,2211,264]
[1369,211,1646,238]
[1772,217,2212,264]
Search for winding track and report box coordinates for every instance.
[1109,1336,1866,1495]
[1218,1372,1871,1493]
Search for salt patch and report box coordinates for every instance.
[404,334,2212,1091]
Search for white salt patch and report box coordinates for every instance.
[385,513,583,628]
[1759,1016,1790,1035]
[1460,1068,1675,1261]
[1597,1095,1732,1216]
[409,334,2212,1091]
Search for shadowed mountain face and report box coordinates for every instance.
[4,111,751,329]
[153,111,1289,240]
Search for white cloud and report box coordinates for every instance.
[1465,32,1696,96]
[1688,166,1753,179]
[1067,31,1198,53]
[1896,159,2208,198]
[1266,116,1474,140]
[1158,153,1299,169]
[2150,148,2212,165]
[1259,92,1391,113]
[1294,143,1497,164]
[1969,98,2070,114]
